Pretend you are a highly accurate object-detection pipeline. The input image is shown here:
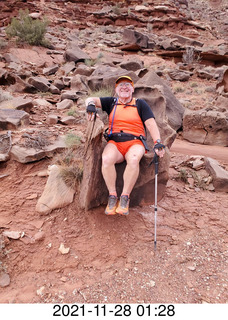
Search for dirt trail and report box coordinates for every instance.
[171,139,228,163]
[1,139,227,304]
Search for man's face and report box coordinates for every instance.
[115,81,134,99]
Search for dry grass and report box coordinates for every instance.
[54,137,84,189]
[59,161,83,188]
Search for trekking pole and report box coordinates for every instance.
[149,152,159,251]
[154,153,159,251]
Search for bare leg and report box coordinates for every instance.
[102,143,124,194]
[122,144,145,195]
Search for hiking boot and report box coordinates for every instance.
[105,195,118,215]
[116,195,130,215]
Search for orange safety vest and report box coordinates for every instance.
[108,98,145,137]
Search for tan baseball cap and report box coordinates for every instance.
[115,75,134,87]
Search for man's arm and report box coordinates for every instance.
[145,118,161,143]
[145,118,165,158]
[85,97,102,108]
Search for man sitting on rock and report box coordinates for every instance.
[85,75,165,216]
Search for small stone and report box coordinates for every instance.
[46,115,59,125]
[187,177,194,187]
[37,286,45,296]
[187,265,196,271]
[34,231,45,242]
[29,12,42,19]
[60,116,76,125]
[149,280,156,287]
[202,300,210,304]
[60,276,68,282]
[192,158,204,170]
[3,230,21,239]
[37,170,49,177]
[0,273,10,287]
[207,183,215,191]
[59,243,70,254]
[26,193,38,200]
[57,99,74,110]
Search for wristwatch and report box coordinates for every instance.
[154,139,161,144]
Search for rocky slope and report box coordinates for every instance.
[0,0,228,304]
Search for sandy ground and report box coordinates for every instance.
[0,139,227,305]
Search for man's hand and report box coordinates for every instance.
[154,142,165,158]
[86,103,98,121]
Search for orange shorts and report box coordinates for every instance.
[108,139,145,156]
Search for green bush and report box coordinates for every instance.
[65,133,81,149]
[6,9,49,46]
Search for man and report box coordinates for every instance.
[85,76,165,216]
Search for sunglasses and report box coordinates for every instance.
[117,82,132,87]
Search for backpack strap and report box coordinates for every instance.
[136,98,147,138]
[109,98,118,135]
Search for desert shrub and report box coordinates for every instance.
[55,147,83,189]
[59,161,83,188]
[190,82,198,88]
[0,38,7,49]
[179,169,188,183]
[0,89,13,103]
[174,86,185,93]
[84,58,96,67]
[191,171,208,190]
[67,108,78,117]
[182,47,201,65]
[111,4,121,15]
[65,133,81,149]
[85,52,104,67]
[6,9,49,46]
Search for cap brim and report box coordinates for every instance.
[115,76,134,86]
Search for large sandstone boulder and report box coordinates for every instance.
[70,74,89,93]
[36,165,75,215]
[10,137,66,163]
[122,28,149,49]
[28,76,51,92]
[0,109,29,130]
[136,71,185,131]
[79,118,106,210]
[87,65,139,91]
[183,109,228,146]
[120,58,144,72]
[216,68,228,93]
[64,44,90,62]
[133,85,176,148]
[0,97,34,113]
[205,157,228,193]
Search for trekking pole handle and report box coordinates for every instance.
[154,153,159,174]
[148,152,159,170]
